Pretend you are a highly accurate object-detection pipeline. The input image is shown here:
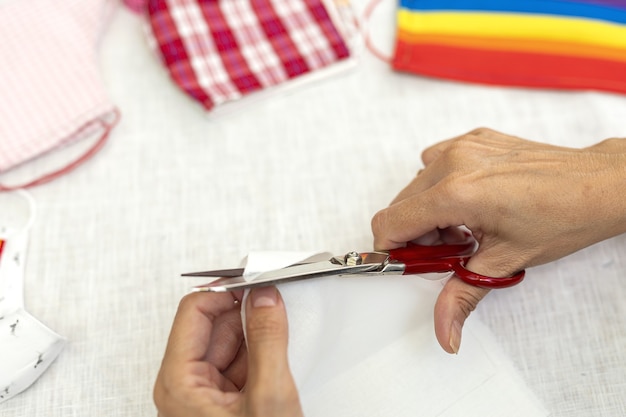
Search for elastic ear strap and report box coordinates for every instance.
[0,108,120,192]
[363,0,392,63]
[0,189,36,240]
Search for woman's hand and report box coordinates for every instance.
[154,287,303,417]
[371,128,626,353]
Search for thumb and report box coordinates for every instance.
[244,286,301,411]
[433,277,490,354]
[434,238,527,353]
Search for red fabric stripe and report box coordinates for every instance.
[305,0,350,60]
[251,0,311,78]
[198,1,263,94]
[148,0,214,110]
[392,41,626,93]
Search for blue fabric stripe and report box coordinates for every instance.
[399,0,626,24]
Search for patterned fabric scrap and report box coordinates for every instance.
[146,0,358,113]
[392,0,626,94]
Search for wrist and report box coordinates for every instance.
[612,152,626,235]
[590,140,626,238]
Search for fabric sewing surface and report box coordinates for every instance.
[1,1,625,416]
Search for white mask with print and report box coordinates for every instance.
[0,191,66,403]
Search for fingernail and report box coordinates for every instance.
[449,321,462,354]
[250,286,278,308]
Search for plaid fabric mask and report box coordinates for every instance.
[142,0,358,114]
[391,0,626,94]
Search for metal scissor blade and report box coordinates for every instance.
[192,259,383,292]
[182,268,245,277]
[182,253,334,277]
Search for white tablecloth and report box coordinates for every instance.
[1,2,625,416]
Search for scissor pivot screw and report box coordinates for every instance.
[344,251,363,266]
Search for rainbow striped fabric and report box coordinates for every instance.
[391,0,626,94]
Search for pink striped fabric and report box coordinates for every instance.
[0,0,118,189]
[144,0,356,111]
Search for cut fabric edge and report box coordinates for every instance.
[203,56,359,119]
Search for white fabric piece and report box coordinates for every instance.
[0,191,36,314]
[242,251,333,281]
[241,252,548,416]
[0,309,66,404]
[0,193,66,404]
[0,230,28,316]
[302,319,547,417]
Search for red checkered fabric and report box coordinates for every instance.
[145,0,356,111]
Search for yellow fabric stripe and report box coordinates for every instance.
[396,30,626,63]
[397,10,626,50]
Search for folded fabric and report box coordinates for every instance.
[240,252,548,417]
[0,309,66,404]
[392,0,626,94]
[144,0,359,115]
[0,0,119,190]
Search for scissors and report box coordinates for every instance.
[183,233,525,292]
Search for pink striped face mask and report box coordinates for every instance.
[141,0,359,115]
[0,0,119,191]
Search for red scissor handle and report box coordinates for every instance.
[387,236,525,289]
[452,259,525,289]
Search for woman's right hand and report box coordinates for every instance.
[371,128,626,353]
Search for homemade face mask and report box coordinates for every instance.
[0,0,118,191]
[390,0,626,94]
[142,0,359,115]
[0,191,65,403]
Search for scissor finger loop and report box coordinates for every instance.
[451,259,525,289]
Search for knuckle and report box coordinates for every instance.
[178,291,202,310]
[453,286,488,318]
[437,174,475,205]
[597,137,624,149]
[370,209,388,236]
[421,146,443,163]
[467,127,493,137]
[441,138,477,165]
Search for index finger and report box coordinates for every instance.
[372,183,465,250]
[163,292,241,362]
